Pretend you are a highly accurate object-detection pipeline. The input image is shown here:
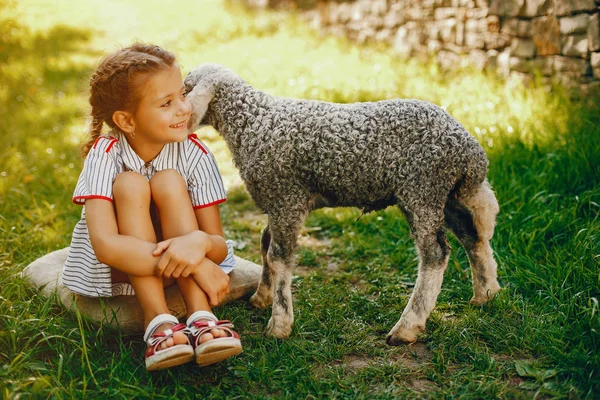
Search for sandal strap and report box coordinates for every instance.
[190,320,239,339]
[143,313,180,342]
[147,323,190,346]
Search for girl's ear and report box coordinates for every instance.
[186,83,214,130]
[112,110,135,134]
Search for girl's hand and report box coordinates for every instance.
[153,231,209,279]
[192,264,230,307]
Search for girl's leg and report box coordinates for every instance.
[113,171,187,348]
[149,169,226,340]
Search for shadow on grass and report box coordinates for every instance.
[0,6,101,261]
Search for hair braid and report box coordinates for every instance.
[81,43,176,156]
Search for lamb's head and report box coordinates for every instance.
[184,63,242,129]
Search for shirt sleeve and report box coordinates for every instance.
[186,135,227,209]
[72,137,118,205]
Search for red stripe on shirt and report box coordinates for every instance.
[72,195,113,205]
[92,135,117,149]
[105,138,118,153]
[193,198,226,209]
[188,134,208,154]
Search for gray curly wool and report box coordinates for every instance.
[185,64,501,344]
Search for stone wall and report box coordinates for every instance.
[243,0,600,94]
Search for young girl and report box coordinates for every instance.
[62,43,242,371]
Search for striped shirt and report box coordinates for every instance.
[63,133,235,297]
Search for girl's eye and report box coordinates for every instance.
[181,91,187,98]
[161,100,171,107]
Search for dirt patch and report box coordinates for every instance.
[388,342,431,370]
[407,378,439,392]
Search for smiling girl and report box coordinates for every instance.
[63,43,242,371]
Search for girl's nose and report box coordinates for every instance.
[177,97,192,115]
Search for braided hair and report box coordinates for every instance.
[82,43,176,156]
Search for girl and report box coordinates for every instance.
[63,43,242,371]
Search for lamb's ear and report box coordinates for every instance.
[186,83,214,130]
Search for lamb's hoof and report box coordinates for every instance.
[386,324,424,345]
[470,284,501,305]
[265,316,292,339]
[249,292,272,309]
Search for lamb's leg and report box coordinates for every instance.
[263,213,305,339]
[249,226,273,308]
[387,216,450,345]
[458,180,501,305]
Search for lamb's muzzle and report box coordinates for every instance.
[185,63,501,344]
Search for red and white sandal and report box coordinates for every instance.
[186,311,243,367]
[144,314,194,371]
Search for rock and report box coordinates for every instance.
[22,247,261,333]
[560,14,589,35]
[511,39,537,58]
[484,32,512,49]
[521,0,553,17]
[532,16,561,55]
[552,55,591,73]
[489,0,524,17]
[554,0,596,17]
[561,34,589,58]
[501,18,531,37]
[591,52,600,78]
[588,13,600,52]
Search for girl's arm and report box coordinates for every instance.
[85,198,209,277]
[194,205,229,263]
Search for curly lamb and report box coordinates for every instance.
[184,63,501,345]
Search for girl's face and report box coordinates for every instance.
[132,64,191,147]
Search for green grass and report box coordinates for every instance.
[1,0,599,398]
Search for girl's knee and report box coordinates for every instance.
[114,171,150,200]
[150,169,187,200]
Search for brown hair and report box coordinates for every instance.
[82,43,176,156]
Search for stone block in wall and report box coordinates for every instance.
[562,34,589,57]
[467,8,489,19]
[511,39,537,58]
[553,55,591,73]
[406,7,433,20]
[486,49,500,68]
[589,13,600,52]
[469,49,489,70]
[375,28,394,43]
[530,57,556,75]
[532,16,561,55]
[502,18,533,37]
[484,32,512,49]
[394,26,413,58]
[434,7,457,20]
[428,39,443,54]
[371,0,388,16]
[560,14,590,35]
[466,18,487,33]
[497,48,512,75]
[520,0,553,17]
[466,32,486,48]
[489,0,524,17]
[487,15,500,32]
[384,9,404,28]
[439,19,458,42]
[476,0,491,7]
[554,0,596,17]
[591,52,600,78]
[509,56,531,73]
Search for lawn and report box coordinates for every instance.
[1,0,599,398]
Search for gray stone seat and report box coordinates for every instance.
[22,247,260,333]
